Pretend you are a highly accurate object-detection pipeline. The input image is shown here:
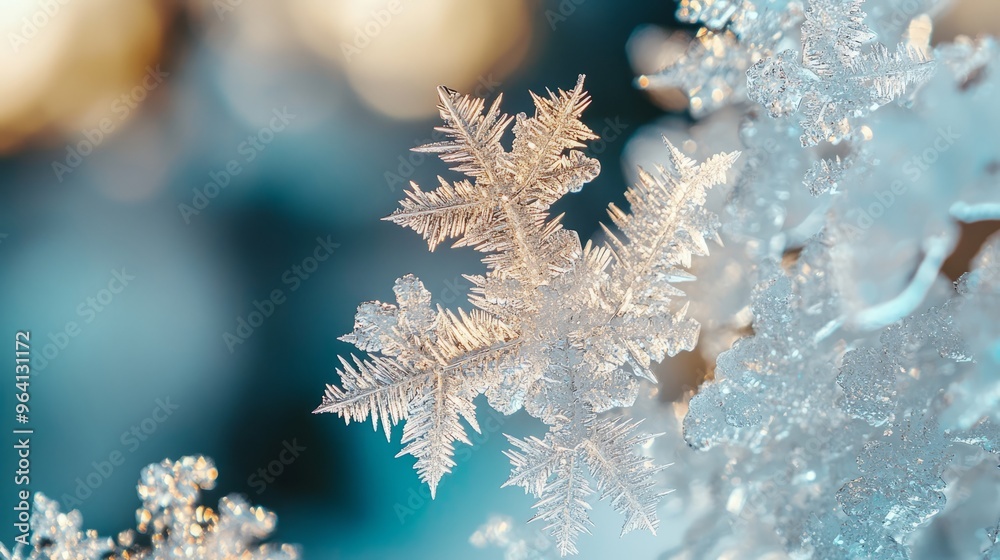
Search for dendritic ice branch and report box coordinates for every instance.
[0,456,298,560]
[315,77,739,554]
[504,415,666,556]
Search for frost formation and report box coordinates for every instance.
[621,0,1000,558]
[315,76,739,555]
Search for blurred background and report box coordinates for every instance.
[0,1,998,558]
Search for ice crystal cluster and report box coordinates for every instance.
[315,76,739,554]
[614,0,1000,558]
[670,235,1000,559]
[0,456,298,560]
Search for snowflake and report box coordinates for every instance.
[315,77,739,554]
[0,456,297,560]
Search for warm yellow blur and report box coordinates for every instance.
[288,0,533,119]
[0,0,536,154]
[2,0,998,155]
[0,0,170,153]
[936,0,1000,41]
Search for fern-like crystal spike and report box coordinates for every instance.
[386,76,599,285]
[315,275,513,495]
[504,415,664,555]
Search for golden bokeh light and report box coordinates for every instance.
[289,0,533,119]
[0,0,171,153]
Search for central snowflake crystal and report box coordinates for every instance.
[315,76,739,555]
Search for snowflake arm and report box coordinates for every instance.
[801,0,875,74]
[605,140,738,283]
[509,75,601,204]
[397,373,479,496]
[747,0,935,146]
[582,417,666,536]
[504,415,665,553]
[386,77,599,284]
[505,434,594,557]
[415,87,513,184]
[848,43,934,104]
[386,178,493,251]
[601,139,739,367]
[504,434,563,497]
[314,355,417,439]
[315,275,516,494]
[804,155,849,195]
